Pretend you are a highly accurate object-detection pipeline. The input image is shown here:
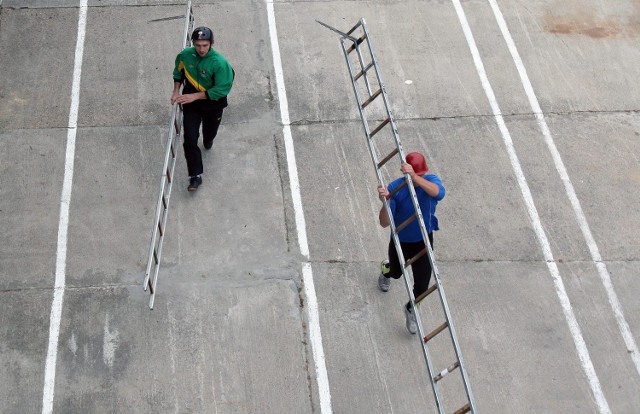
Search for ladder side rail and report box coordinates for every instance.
[352,38,374,97]
[431,256,478,411]
[143,105,180,291]
[149,108,182,309]
[143,1,193,305]
[342,30,446,413]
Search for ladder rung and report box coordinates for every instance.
[405,247,426,268]
[346,21,362,35]
[162,194,167,210]
[369,117,390,139]
[153,248,159,265]
[361,89,382,108]
[424,322,448,343]
[174,118,179,134]
[453,403,471,414]
[147,277,154,294]
[434,361,460,382]
[387,179,407,198]
[346,35,365,53]
[170,142,176,157]
[415,284,437,305]
[158,222,163,237]
[166,167,172,183]
[354,62,374,81]
[377,148,399,169]
[396,213,417,234]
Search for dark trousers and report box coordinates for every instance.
[387,233,434,300]
[182,104,224,177]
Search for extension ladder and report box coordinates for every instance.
[317,18,477,414]
[142,1,195,310]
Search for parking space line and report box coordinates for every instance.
[265,1,333,413]
[450,0,612,412]
[487,0,640,380]
[41,1,88,413]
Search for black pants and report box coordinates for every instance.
[387,233,434,299]
[182,104,224,177]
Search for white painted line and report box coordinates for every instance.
[42,1,88,413]
[265,1,333,413]
[450,1,612,412]
[487,0,640,380]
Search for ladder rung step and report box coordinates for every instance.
[433,361,460,382]
[166,168,172,183]
[170,143,175,157]
[346,21,362,35]
[387,179,407,198]
[361,89,382,109]
[395,213,417,234]
[424,321,448,343]
[405,247,426,268]
[162,194,167,209]
[377,148,399,169]
[354,62,374,81]
[153,249,159,265]
[453,403,471,414]
[346,35,366,53]
[415,284,437,304]
[147,277,154,294]
[158,222,163,237]
[174,118,179,134]
[369,117,390,139]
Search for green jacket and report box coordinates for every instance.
[173,47,234,101]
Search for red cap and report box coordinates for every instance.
[406,152,428,175]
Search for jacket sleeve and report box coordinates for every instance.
[172,53,184,83]
[428,175,446,201]
[205,59,234,100]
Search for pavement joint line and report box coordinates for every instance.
[41,1,87,413]
[451,0,612,413]
[488,0,640,380]
[266,1,333,413]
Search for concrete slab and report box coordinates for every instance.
[51,281,312,413]
[158,119,294,279]
[543,112,640,261]
[0,290,51,414]
[0,128,65,290]
[293,118,544,264]
[63,125,164,287]
[0,7,76,129]
[484,0,640,113]
[78,2,273,128]
[313,261,599,413]
[275,1,490,123]
[559,261,640,413]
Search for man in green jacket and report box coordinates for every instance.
[171,26,234,192]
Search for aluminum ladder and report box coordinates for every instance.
[318,18,477,414]
[142,1,195,310]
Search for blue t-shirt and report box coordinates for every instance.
[387,174,445,242]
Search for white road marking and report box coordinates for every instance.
[265,1,333,413]
[487,0,640,380]
[450,0,612,412]
[41,1,88,413]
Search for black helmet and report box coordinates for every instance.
[191,26,214,42]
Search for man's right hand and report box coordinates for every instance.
[170,91,180,105]
[378,185,389,201]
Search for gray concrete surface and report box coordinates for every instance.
[1,0,639,413]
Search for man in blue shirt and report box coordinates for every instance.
[377,152,445,334]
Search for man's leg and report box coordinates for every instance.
[182,106,204,177]
[202,107,224,150]
[410,233,434,300]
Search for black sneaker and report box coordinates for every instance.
[187,175,202,192]
[204,139,213,150]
